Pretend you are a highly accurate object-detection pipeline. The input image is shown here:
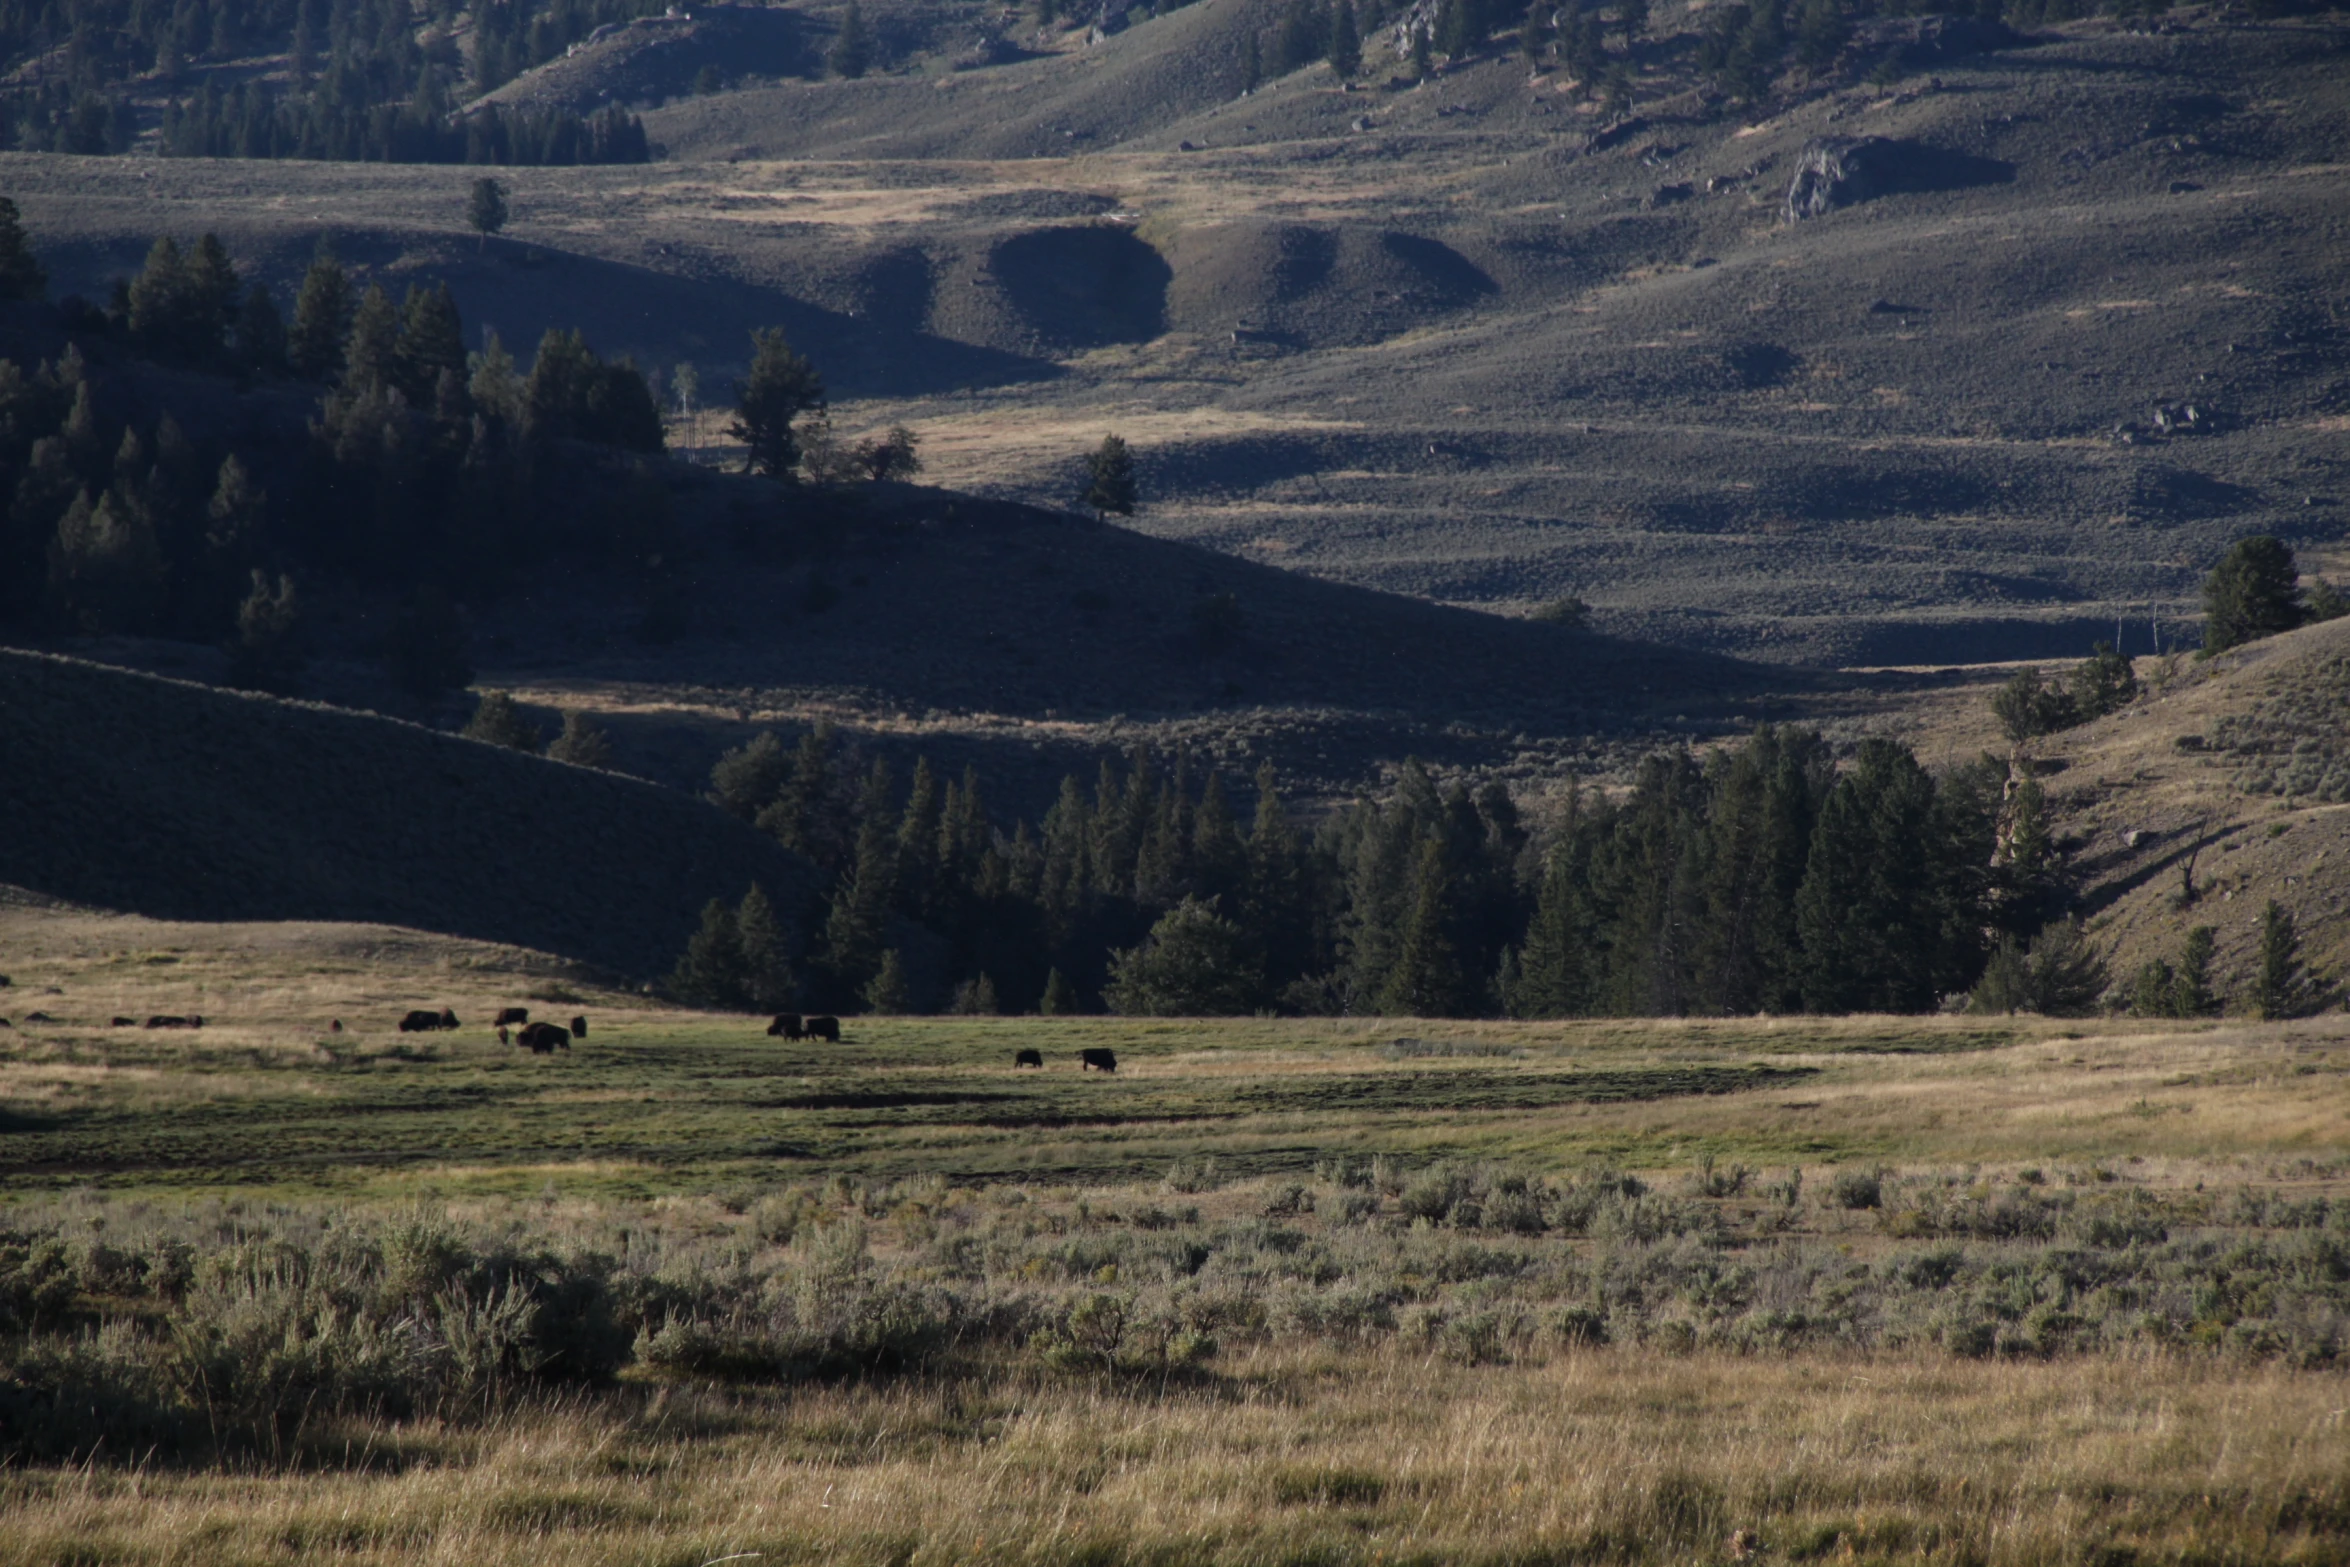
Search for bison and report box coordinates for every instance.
[497,1026,511,1045]
[143,1015,201,1029]
[1014,1047,1044,1068]
[518,1021,571,1054]
[110,1016,136,1027]
[329,1019,343,1034]
[398,1009,441,1033]
[439,1007,460,1030]
[1080,1047,1118,1073]
[806,1014,842,1042]
[570,1015,588,1039]
[494,1007,530,1027]
[766,1013,805,1039]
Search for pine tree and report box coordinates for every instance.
[548,711,615,769]
[1794,740,1945,1013]
[1511,825,1592,1018]
[226,569,302,692]
[710,730,791,820]
[671,898,750,1007]
[1081,433,1138,520]
[1328,0,1362,78]
[863,947,911,1013]
[896,756,945,916]
[126,237,193,359]
[2203,536,2304,654]
[951,973,1000,1015]
[737,883,797,1011]
[823,761,898,999]
[1039,967,1078,1015]
[342,284,401,396]
[729,328,826,479]
[830,0,873,77]
[464,691,544,752]
[203,453,265,558]
[2174,925,2217,1016]
[467,176,508,251]
[2254,899,2307,1020]
[397,283,467,408]
[0,196,46,301]
[469,329,524,424]
[1381,835,1470,1016]
[288,241,352,381]
[48,488,165,633]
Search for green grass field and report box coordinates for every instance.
[3,906,2348,1564]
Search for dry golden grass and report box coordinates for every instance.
[2,1349,2343,1567]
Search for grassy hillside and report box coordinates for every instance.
[13,9,2340,667]
[0,649,819,976]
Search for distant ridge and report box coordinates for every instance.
[0,651,816,977]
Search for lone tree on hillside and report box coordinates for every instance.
[729,328,826,479]
[1082,433,1137,521]
[467,177,508,251]
[830,0,873,78]
[2203,535,2304,654]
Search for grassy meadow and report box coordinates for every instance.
[2,906,2348,1564]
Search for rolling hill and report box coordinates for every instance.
[0,649,820,977]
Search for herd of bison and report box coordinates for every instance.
[0,996,1120,1071]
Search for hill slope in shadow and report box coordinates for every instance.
[0,652,818,978]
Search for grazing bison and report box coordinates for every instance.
[1014,1047,1044,1068]
[398,1009,441,1033]
[494,1007,529,1027]
[24,1011,53,1022]
[497,1026,511,1045]
[110,1016,136,1027]
[766,1013,805,1039]
[570,1015,588,1039]
[806,1014,842,1042]
[144,1015,201,1029]
[439,1007,460,1030]
[518,1021,571,1054]
[1080,1047,1118,1073]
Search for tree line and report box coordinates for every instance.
[0,200,669,690]
[0,0,656,163]
[669,718,2130,1020]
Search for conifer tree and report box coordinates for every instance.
[1106,898,1264,1016]
[0,196,46,301]
[187,234,239,361]
[1081,433,1138,520]
[2175,925,2217,1016]
[1511,808,1592,1018]
[729,328,826,479]
[1794,739,1944,1013]
[823,761,898,999]
[830,0,873,77]
[737,883,797,1011]
[397,283,467,407]
[126,238,193,359]
[548,711,615,769]
[342,284,402,396]
[1381,835,1469,1016]
[671,898,750,1007]
[896,756,945,916]
[1039,967,1078,1015]
[2254,899,2307,1020]
[863,947,911,1013]
[227,570,302,692]
[1328,0,1362,77]
[288,241,352,381]
[2203,536,2304,654]
[710,730,790,820]
[467,176,508,251]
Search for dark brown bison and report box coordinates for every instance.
[110,1016,136,1027]
[494,1007,530,1027]
[570,1015,588,1039]
[144,1015,202,1029]
[439,1007,460,1030]
[24,1011,53,1023]
[766,1013,805,1039]
[806,1014,842,1042]
[1080,1047,1118,1073]
[398,1009,441,1033]
[518,1021,571,1054]
[1014,1047,1044,1068]
[329,1019,343,1034]
[0,1018,11,1029]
